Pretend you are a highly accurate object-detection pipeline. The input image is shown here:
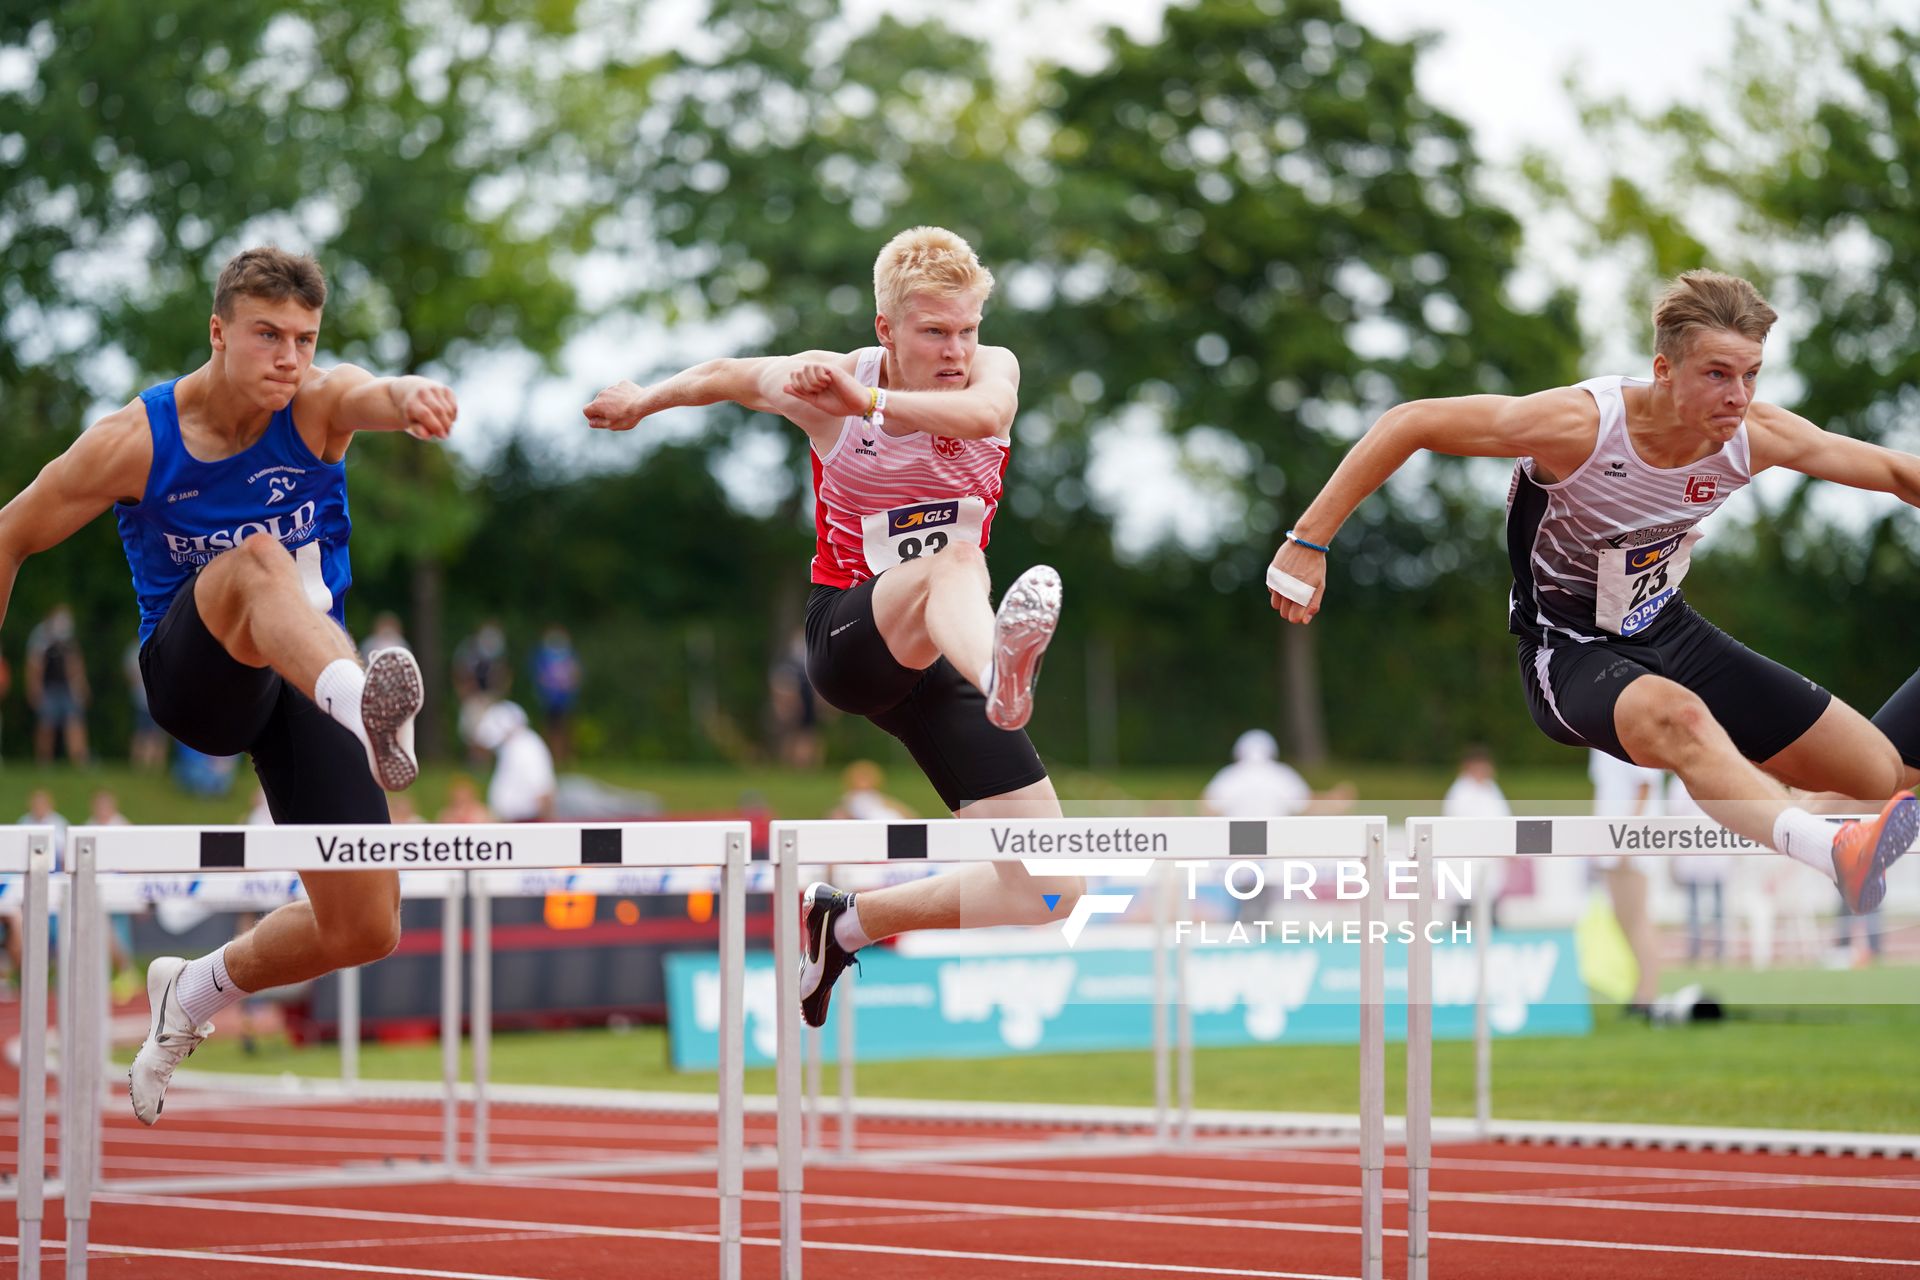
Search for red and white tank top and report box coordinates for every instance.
[810,347,1012,588]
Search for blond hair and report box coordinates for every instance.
[1652,270,1776,364]
[214,246,327,318]
[873,226,994,319]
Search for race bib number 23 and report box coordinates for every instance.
[861,497,985,574]
[1595,530,1697,636]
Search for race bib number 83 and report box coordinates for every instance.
[861,497,985,574]
[1595,530,1696,636]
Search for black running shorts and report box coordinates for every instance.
[1874,667,1920,770]
[1517,602,1831,765]
[140,574,391,825]
[805,577,1048,812]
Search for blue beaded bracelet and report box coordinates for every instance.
[1286,529,1331,554]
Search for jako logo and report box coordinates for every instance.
[1022,857,1153,945]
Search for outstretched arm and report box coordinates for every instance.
[782,345,1020,441]
[1748,402,1920,504]
[583,351,851,436]
[316,365,458,457]
[0,407,150,632]
[1268,387,1596,623]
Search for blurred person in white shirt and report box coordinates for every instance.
[1441,746,1511,927]
[1590,750,1666,1013]
[471,701,555,822]
[1664,777,1731,962]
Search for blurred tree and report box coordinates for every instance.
[1034,0,1582,763]
[1542,3,1920,711]
[0,0,635,755]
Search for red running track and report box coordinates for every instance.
[3,1090,1919,1279]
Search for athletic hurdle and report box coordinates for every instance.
[1399,813,1920,1280]
[33,820,750,1280]
[770,814,1392,1280]
[2,828,54,1280]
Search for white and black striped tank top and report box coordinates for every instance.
[1506,375,1751,644]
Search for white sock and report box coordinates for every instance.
[977,663,996,699]
[1773,807,1842,882]
[314,658,369,748]
[833,897,873,952]
[174,944,253,1026]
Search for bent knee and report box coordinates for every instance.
[324,915,401,969]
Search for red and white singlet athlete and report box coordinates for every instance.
[585,226,1083,1025]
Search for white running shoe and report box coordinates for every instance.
[128,957,213,1126]
[361,647,423,791]
[985,565,1062,731]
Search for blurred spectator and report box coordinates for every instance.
[1440,745,1511,927]
[87,790,137,997]
[1590,749,1665,1014]
[25,604,90,765]
[173,745,239,797]
[453,620,512,762]
[1202,730,1355,818]
[388,792,425,823]
[768,627,821,768]
[124,638,167,772]
[358,610,410,663]
[1202,729,1353,915]
[470,701,556,822]
[829,761,916,821]
[1664,777,1730,963]
[437,776,493,824]
[16,787,69,859]
[530,625,583,763]
[6,788,68,995]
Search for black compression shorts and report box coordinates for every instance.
[1873,667,1920,770]
[140,574,391,825]
[1517,602,1831,765]
[805,577,1047,812]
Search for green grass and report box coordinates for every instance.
[150,964,1920,1135]
[0,759,1597,828]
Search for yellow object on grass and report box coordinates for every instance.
[1576,890,1639,1004]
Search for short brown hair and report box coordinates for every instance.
[214,246,327,318]
[1652,270,1776,364]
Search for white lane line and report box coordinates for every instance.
[103,1188,1920,1270]
[1,1237,566,1280]
[1192,1145,1920,1191]
[84,1196,1352,1279]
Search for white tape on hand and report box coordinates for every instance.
[1266,564,1316,606]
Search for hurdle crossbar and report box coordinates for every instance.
[38,821,749,1280]
[769,815,1388,1280]
[1399,813,1916,1280]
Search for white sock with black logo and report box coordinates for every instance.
[174,944,252,1027]
[1772,807,1841,882]
[313,658,369,749]
[832,897,873,953]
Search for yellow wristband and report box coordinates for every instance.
[866,386,879,419]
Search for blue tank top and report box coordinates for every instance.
[117,380,354,644]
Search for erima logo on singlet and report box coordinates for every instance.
[1603,460,1628,477]
[160,500,319,563]
[888,502,959,535]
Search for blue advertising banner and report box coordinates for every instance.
[664,929,1590,1070]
